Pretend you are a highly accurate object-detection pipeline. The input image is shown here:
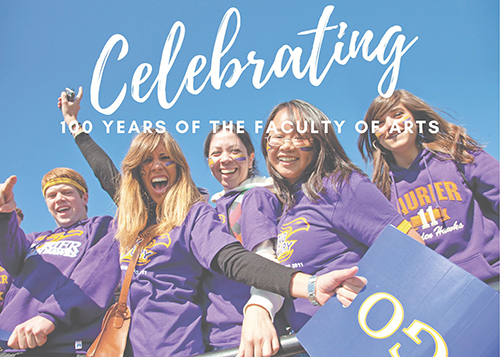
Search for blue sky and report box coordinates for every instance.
[1,0,498,233]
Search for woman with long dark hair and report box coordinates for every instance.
[260,99,424,333]
[358,90,499,289]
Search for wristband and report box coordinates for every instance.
[68,120,83,137]
[308,275,321,306]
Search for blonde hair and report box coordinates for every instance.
[358,90,482,199]
[115,131,203,253]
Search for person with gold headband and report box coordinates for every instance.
[0,168,120,357]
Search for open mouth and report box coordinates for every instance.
[57,207,70,213]
[387,132,399,140]
[221,168,237,175]
[278,157,298,163]
[151,177,169,194]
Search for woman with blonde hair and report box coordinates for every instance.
[114,130,366,357]
[358,89,499,288]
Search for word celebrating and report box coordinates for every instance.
[90,6,418,115]
[358,292,448,356]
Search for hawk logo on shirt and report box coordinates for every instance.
[121,234,172,266]
[25,230,84,260]
[396,181,465,239]
[276,218,310,263]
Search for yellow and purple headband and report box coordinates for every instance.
[42,178,87,197]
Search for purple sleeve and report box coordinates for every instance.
[0,212,33,276]
[240,188,281,251]
[189,203,238,270]
[334,173,404,246]
[38,220,120,327]
[463,150,500,215]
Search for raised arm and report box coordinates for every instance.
[0,176,32,276]
[58,87,120,202]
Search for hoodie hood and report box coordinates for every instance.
[389,149,433,180]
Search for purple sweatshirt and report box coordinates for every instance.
[202,186,281,348]
[121,202,236,357]
[0,212,120,354]
[389,149,499,282]
[277,172,406,331]
[0,264,12,313]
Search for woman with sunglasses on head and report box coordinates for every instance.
[261,99,424,333]
[358,90,499,289]
[114,130,366,357]
[202,124,284,356]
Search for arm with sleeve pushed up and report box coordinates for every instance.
[213,241,296,299]
[214,242,367,305]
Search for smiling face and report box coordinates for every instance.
[140,142,178,204]
[375,103,419,156]
[208,130,254,191]
[266,109,316,184]
[45,184,88,228]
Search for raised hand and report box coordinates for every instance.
[58,86,83,133]
[0,175,17,213]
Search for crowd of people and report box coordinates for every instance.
[0,87,497,357]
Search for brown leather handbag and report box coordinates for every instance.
[86,232,152,357]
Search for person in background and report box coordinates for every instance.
[0,208,22,313]
[202,124,283,356]
[114,130,367,357]
[0,169,120,357]
[260,99,424,333]
[358,89,499,290]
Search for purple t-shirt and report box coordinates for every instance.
[276,172,405,331]
[121,202,237,357]
[202,187,281,348]
[0,212,120,354]
[389,149,499,282]
[0,264,12,313]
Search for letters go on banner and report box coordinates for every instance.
[297,225,499,357]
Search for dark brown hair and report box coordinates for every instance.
[358,90,482,199]
[204,123,259,178]
[261,99,362,209]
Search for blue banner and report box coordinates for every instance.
[297,225,499,357]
